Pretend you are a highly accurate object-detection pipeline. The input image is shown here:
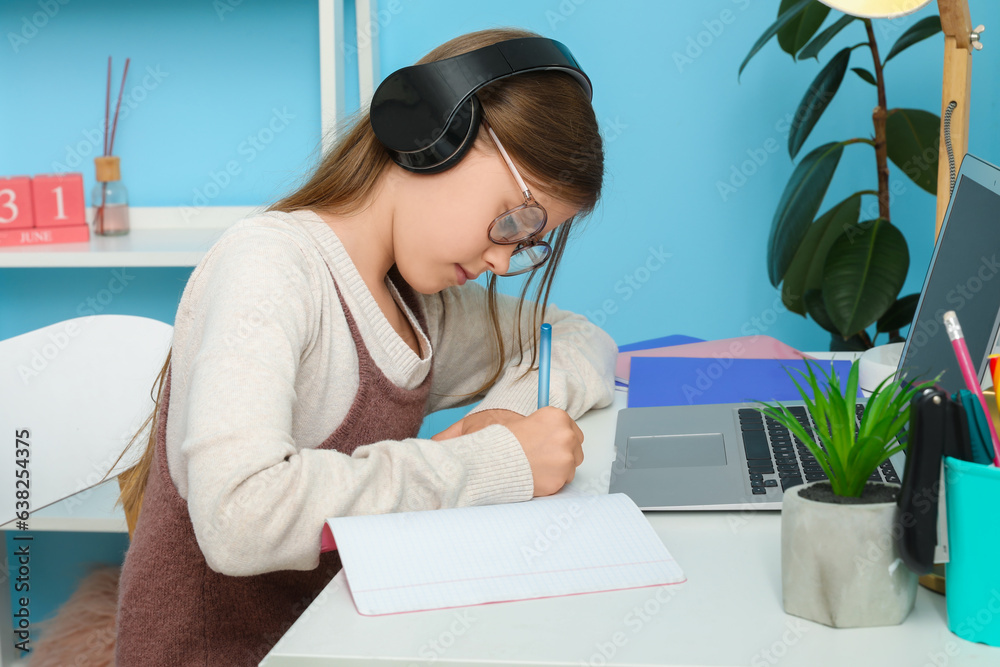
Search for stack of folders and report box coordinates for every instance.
[322,493,686,616]
[615,334,811,386]
[617,334,853,408]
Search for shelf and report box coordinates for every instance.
[0,479,127,534]
[0,206,258,268]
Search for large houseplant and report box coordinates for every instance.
[760,359,934,627]
[740,0,943,351]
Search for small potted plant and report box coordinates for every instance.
[760,359,933,628]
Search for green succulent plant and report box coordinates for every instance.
[759,358,934,497]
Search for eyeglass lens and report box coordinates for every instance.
[506,242,551,275]
[490,206,546,244]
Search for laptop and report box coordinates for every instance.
[610,154,1000,510]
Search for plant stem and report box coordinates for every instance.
[864,19,891,223]
[841,137,876,147]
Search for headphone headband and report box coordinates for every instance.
[370,37,592,173]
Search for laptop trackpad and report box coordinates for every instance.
[625,433,727,469]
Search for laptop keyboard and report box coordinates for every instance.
[738,405,900,496]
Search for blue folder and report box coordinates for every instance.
[627,357,858,408]
[617,334,704,353]
[616,335,704,388]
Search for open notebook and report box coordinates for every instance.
[322,493,685,616]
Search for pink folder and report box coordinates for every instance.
[616,335,812,384]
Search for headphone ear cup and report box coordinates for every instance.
[424,95,481,173]
[392,95,481,174]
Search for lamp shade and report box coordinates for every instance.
[816,0,933,19]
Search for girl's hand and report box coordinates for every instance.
[432,406,584,497]
[430,409,522,441]
[503,407,584,497]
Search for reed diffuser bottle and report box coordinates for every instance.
[93,55,131,236]
[92,155,130,236]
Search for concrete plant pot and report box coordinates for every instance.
[781,481,917,628]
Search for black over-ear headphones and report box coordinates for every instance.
[369,37,592,174]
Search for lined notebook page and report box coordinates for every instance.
[325,493,685,616]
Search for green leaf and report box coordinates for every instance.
[740,0,814,80]
[777,0,832,57]
[876,293,919,333]
[799,15,856,60]
[822,218,910,337]
[789,48,851,159]
[767,141,845,286]
[852,67,876,85]
[804,289,840,334]
[781,194,862,315]
[886,108,940,194]
[884,15,942,64]
[844,359,860,428]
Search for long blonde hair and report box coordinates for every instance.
[111,27,604,528]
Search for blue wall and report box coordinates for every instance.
[5,0,998,350]
[2,0,998,650]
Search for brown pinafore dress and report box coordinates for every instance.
[115,267,432,666]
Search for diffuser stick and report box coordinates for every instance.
[108,58,130,155]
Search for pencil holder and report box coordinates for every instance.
[944,455,1000,647]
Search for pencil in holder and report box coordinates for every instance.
[944,455,1000,647]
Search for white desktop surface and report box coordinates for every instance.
[262,375,999,666]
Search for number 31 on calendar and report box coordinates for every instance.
[0,173,85,230]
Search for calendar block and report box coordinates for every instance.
[0,176,35,230]
[32,172,86,227]
[0,223,90,248]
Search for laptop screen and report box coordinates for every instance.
[898,168,1000,393]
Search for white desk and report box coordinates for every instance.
[262,383,1000,666]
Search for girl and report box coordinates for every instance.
[112,26,616,665]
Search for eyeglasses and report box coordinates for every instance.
[483,121,551,277]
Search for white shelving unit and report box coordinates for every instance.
[0,3,378,662]
[0,206,256,268]
[0,480,127,534]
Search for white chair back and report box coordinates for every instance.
[0,314,173,526]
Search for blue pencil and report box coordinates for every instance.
[538,323,552,409]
